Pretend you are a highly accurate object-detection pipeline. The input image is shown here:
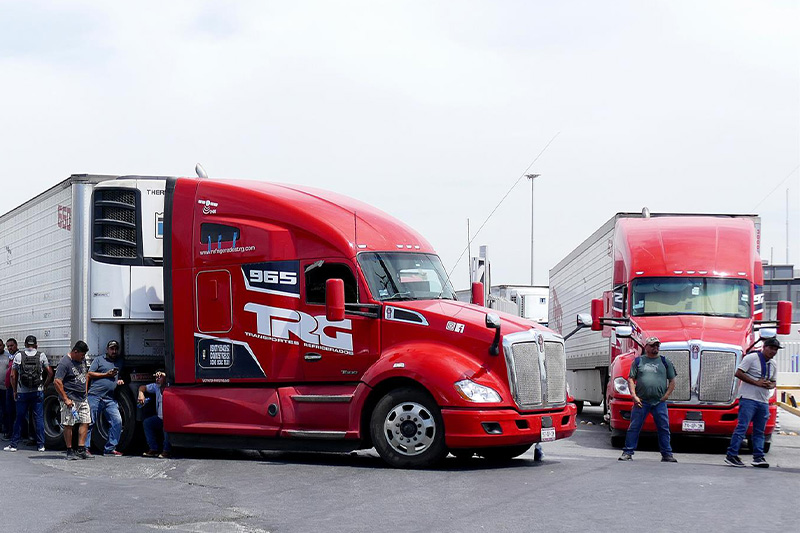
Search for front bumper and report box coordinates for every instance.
[608,397,777,436]
[442,403,577,448]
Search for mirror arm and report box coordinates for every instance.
[489,328,501,356]
[563,325,584,342]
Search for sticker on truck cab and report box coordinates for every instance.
[242,261,300,298]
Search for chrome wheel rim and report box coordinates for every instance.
[383,401,436,456]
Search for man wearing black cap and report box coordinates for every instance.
[3,335,52,452]
[725,336,780,468]
[86,340,125,456]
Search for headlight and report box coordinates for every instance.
[613,377,630,395]
[454,379,502,403]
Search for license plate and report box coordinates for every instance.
[541,427,556,442]
[682,420,705,432]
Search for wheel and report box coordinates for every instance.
[370,387,448,469]
[90,388,137,453]
[43,386,66,450]
[477,444,533,462]
[574,400,584,414]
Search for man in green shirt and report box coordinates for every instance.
[619,336,678,462]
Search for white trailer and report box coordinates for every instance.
[0,174,166,450]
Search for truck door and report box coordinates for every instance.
[300,260,380,381]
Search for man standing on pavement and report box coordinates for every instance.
[2,338,19,440]
[0,339,8,436]
[724,337,780,468]
[619,336,678,463]
[54,341,92,460]
[86,340,125,456]
[4,335,52,452]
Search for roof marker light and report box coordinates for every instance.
[687,271,695,274]
[406,245,412,249]
[674,271,683,274]
[414,245,420,249]
[396,244,404,249]
[357,244,367,249]
[635,271,644,275]
[738,272,746,276]
[698,271,707,274]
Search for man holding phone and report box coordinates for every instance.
[86,340,125,456]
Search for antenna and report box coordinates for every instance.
[195,164,208,179]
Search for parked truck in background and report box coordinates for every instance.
[0,173,576,467]
[549,212,791,449]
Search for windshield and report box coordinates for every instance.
[358,252,457,301]
[630,277,751,318]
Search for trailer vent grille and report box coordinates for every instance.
[661,350,691,401]
[93,188,139,261]
[544,341,566,404]
[699,351,736,402]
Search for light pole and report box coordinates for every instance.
[526,173,540,286]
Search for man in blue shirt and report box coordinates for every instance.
[86,340,125,456]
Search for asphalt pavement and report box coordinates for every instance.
[1,406,798,533]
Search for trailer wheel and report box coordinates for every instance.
[370,387,448,469]
[90,388,137,453]
[477,444,533,462]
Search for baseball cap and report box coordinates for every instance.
[762,337,782,349]
[107,340,120,349]
[24,335,37,346]
[644,336,661,346]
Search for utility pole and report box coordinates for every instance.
[526,174,540,285]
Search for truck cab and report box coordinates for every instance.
[162,177,577,467]
[600,216,791,447]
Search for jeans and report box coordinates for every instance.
[623,400,673,456]
[143,415,171,453]
[11,391,44,448]
[86,395,122,453]
[3,388,16,437]
[727,398,769,458]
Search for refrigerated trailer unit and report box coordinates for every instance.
[0,174,167,450]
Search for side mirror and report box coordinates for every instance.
[326,278,345,322]
[471,282,484,306]
[590,299,604,331]
[577,313,592,328]
[777,301,792,335]
[615,326,633,338]
[486,313,501,356]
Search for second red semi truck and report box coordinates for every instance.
[0,173,576,467]
[550,212,791,449]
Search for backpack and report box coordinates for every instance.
[19,351,43,389]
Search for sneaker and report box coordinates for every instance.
[661,455,678,463]
[158,451,171,459]
[37,446,46,452]
[3,445,17,452]
[618,452,633,461]
[142,450,159,458]
[76,448,90,460]
[107,450,123,457]
[751,456,769,468]
[725,455,746,467]
[84,449,93,457]
[66,449,77,460]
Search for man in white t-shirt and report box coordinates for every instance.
[724,337,779,468]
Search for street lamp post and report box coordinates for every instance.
[526,173,540,286]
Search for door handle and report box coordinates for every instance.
[304,352,322,362]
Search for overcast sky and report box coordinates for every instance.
[1,0,798,290]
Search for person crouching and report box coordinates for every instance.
[54,341,92,460]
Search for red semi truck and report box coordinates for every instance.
[550,212,791,449]
[158,175,576,467]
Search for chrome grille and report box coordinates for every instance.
[699,351,736,402]
[510,342,541,407]
[661,350,690,401]
[544,342,566,403]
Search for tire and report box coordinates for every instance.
[370,387,448,469]
[90,389,137,453]
[43,386,66,450]
[477,444,533,462]
[574,400,584,414]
